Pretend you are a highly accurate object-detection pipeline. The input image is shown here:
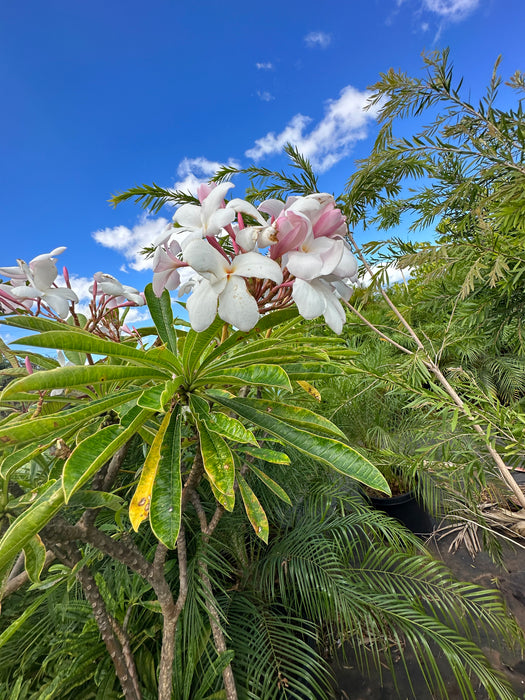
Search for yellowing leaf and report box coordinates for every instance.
[297,380,321,401]
[237,473,269,543]
[129,410,172,531]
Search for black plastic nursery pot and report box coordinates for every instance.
[369,490,434,537]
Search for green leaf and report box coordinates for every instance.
[144,283,179,353]
[12,331,174,371]
[212,396,390,494]
[138,378,183,411]
[239,445,291,464]
[281,361,347,381]
[150,406,183,548]
[68,490,124,511]
[0,480,65,575]
[237,473,269,543]
[197,420,235,501]
[23,534,47,583]
[62,406,151,500]
[197,364,292,392]
[1,364,168,398]
[0,439,56,479]
[0,389,143,450]
[182,317,224,377]
[206,412,259,446]
[225,397,347,440]
[130,410,173,531]
[248,463,292,505]
[0,594,49,647]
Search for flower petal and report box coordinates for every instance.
[174,203,202,229]
[292,279,326,319]
[218,277,260,331]
[201,182,235,222]
[232,252,283,284]
[183,239,229,282]
[227,198,267,225]
[187,279,219,331]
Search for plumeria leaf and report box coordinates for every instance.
[23,534,47,584]
[197,420,235,502]
[0,316,92,335]
[144,283,178,354]
[212,396,390,494]
[150,406,183,548]
[238,445,291,464]
[296,380,322,401]
[0,390,143,449]
[206,412,259,446]
[138,378,183,412]
[248,463,292,504]
[63,407,151,500]
[209,479,236,511]
[181,317,224,377]
[0,480,65,575]
[225,398,347,440]
[0,439,57,479]
[197,364,292,392]
[237,473,269,543]
[282,362,348,381]
[12,332,175,371]
[1,365,168,398]
[129,410,173,531]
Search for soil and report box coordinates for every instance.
[332,532,525,699]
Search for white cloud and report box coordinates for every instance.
[256,62,274,70]
[174,156,240,196]
[257,90,275,102]
[361,264,412,288]
[422,0,479,20]
[246,85,376,172]
[92,215,170,272]
[304,31,332,49]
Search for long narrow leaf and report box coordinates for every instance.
[62,406,151,500]
[0,389,143,449]
[237,473,269,543]
[212,396,390,493]
[150,406,183,548]
[129,410,173,531]
[1,364,168,398]
[144,283,178,353]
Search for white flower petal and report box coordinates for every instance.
[206,207,236,234]
[183,239,229,281]
[32,258,58,290]
[201,182,235,221]
[174,203,203,228]
[232,252,283,284]
[235,227,259,252]
[218,277,260,331]
[227,198,267,225]
[187,279,219,331]
[285,250,324,281]
[323,293,346,335]
[258,199,285,219]
[292,279,326,319]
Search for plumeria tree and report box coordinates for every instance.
[0,147,522,700]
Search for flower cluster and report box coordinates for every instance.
[0,186,358,335]
[153,184,358,334]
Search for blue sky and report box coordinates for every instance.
[1,0,524,330]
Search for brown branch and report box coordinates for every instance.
[190,491,237,700]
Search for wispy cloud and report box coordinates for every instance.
[246,85,376,172]
[422,0,479,20]
[174,156,240,195]
[92,215,170,272]
[304,31,332,49]
[257,90,274,102]
[256,61,274,70]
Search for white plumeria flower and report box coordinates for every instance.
[90,272,145,306]
[172,182,236,248]
[292,278,347,335]
[10,256,78,319]
[183,239,283,332]
[284,232,345,281]
[0,247,67,282]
